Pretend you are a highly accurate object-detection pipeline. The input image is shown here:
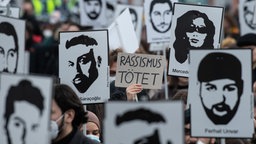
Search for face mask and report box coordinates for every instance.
[86,134,101,143]
[43,29,53,38]
[50,114,64,140]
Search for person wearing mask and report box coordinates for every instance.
[50,84,100,144]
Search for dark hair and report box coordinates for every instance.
[198,52,243,96]
[83,0,102,6]
[53,84,87,127]
[0,22,19,73]
[4,80,44,144]
[65,34,98,49]
[149,0,172,14]
[173,10,215,63]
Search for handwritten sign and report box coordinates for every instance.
[115,53,165,89]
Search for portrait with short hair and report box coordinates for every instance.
[0,73,54,144]
[104,101,184,144]
[59,30,109,104]
[0,16,25,74]
[79,0,107,28]
[144,0,177,43]
[188,49,254,138]
[167,3,223,77]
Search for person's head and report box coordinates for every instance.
[237,33,256,68]
[149,0,172,33]
[0,21,19,73]
[243,0,256,29]
[83,0,102,20]
[198,52,243,124]
[109,48,124,82]
[173,10,215,64]
[65,34,99,93]
[85,111,101,142]
[4,80,44,144]
[51,84,86,142]
[115,107,172,144]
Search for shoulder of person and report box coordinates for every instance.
[70,130,101,144]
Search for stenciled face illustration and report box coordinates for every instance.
[150,1,172,33]
[83,0,102,20]
[0,33,18,73]
[200,79,240,124]
[115,108,172,144]
[66,38,99,93]
[197,52,243,125]
[186,17,207,48]
[243,0,256,29]
[7,101,41,144]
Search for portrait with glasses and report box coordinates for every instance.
[167,3,223,77]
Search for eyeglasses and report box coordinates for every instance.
[187,25,207,34]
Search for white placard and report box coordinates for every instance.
[189,49,254,138]
[144,0,178,43]
[104,101,184,144]
[239,0,256,35]
[0,16,25,74]
[0,73,53,144]
[167,3,224,77]
[59,30,109,104]
[108,8,139,53]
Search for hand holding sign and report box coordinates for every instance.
[126,83,143,101]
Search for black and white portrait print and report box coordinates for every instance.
[104,102,184,144]
[0,73,53,144]
[188,49,254,138]
[239,0,256,35]
[144,0,177,43]
[168,3,223,77]
[59,30,109,104]
[79,0,107,28]
[0,16,25,74]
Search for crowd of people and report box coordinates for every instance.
[2,0,256,144]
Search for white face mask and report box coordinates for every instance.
[50,114,64,140]
[86,134,101,142]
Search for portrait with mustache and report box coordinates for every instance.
[197,52,243,125]
[83,0,102,20]
[65,35,99,93]
[149,0,173,33]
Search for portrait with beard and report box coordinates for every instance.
[83,0,102,20]
[149,0,173,33]
[197,52,243,125]
[65,35,99,93]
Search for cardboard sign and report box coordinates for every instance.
[167,3,224,77]
[104,101,184,144]
[59,30,109,104]
[188,49,254,138]
[0,73,53,144]
[115,53,165,89]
